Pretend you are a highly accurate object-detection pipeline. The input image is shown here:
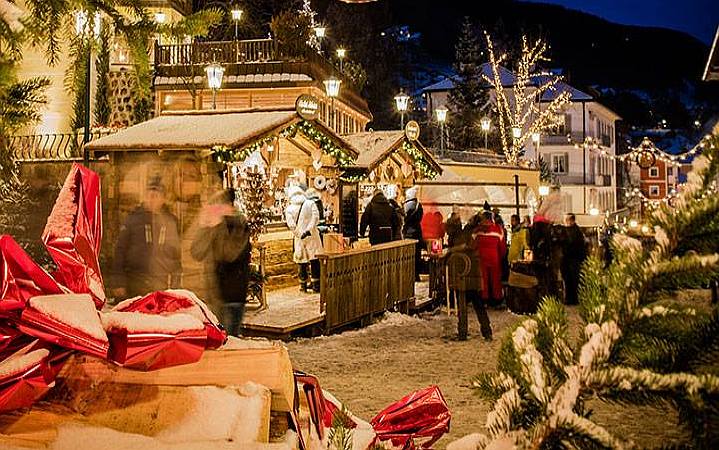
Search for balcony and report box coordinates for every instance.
[542,132,585,145]
[153,38,369,115]
[9,131,114,161]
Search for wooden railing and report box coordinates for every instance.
[155,39,277,67]
[319,240,416,330]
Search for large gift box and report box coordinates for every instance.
[0,348,54,413]
[102,311,207,371]
[18,294,109,359]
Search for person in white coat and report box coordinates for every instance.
[285,185,323,293]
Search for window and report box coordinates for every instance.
[552,153,568,174]
[649,185,660,197]
[649,167,659,178]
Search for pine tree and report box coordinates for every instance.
[447,17,488,151]
[471,134,719,449]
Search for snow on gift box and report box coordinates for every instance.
[0,348,54,413]
[102,311,207,371]
[112,289,228,350]
[42,163,105,309]
[18,294,109,359]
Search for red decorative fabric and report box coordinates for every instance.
[0,235,64,313]
[42,163,105,309]
[370,385,451,449]
[106,328,207,371]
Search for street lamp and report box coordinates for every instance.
[75,9,101,166]
[205,63,224,109]
[231,8,243,40]
[394,90,410,129]
[324,76,341,130]
[480,116,491,149]
[589,206,600,216]
[538,185,550,196]
[435,105,448,154]
[154,11,166,45]
[314,26,326,54]
[531,131,541,165]
[336,47,346,71]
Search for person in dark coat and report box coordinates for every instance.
[360,189,398,245]
[445,207,463,248]
[191,189,251,336]
[386,185,404,240]
[403,187,424,281]
[113,177,182,299]
[561,213,587,305]
[451,214,492,340]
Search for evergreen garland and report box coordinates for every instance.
[470,134,719,449]
[403,141,439,179]
[212,120,356,167]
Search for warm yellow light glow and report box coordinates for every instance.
[394,90,410,112]
[231,8,243,21]
[314,26,326,38]
[205,63,224,90]
[323,76,341,98]
[435,106,448,123]
[336,48,346,59]
[538,185,550,196]
[480,116,491,131]
[154,11,166,24]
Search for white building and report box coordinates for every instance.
[421,67,622,221]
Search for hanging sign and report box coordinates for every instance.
[405,120,420,141]
[296,94,319,121]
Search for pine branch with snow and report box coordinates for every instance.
[468,133,719,449]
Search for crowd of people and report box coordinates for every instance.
[111,176,590,340]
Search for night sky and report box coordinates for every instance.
[526,0,718,44]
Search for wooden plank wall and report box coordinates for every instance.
[319,240,416,330]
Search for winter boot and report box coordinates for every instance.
[311,279,320,293]
[300,281,309,293]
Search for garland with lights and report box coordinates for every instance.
[402,141,439,179]
[211,120,356,167]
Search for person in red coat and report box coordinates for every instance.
[473,211,506,307]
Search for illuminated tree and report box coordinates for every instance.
[483,33,571,165]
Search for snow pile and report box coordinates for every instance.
[156,384,266,444]
[101,312,204,334]
[29,294,107,342]
[165,289,221,325]
[308,312,431,342]
[0,348,48,379]
[50,382,283,450]
[221,336,276,350]
[446,433,489,450]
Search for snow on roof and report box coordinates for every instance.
[532,76,593,102]
[86,110,298,151]
[422,63,517,92]
[343,131,406,167]
[0,0,24,32]
[704,25,719,81]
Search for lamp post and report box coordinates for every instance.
[231,8,243,40]
[314,26,326,54]
[394,90,410,129]
[75,10,101,166]
[531,131,541,165]
[324,76,341,131]
[205,63,224,109]
[336,47,346,72]
[435,105,448,155]
[480,116,490,149]
[154,11,166,45]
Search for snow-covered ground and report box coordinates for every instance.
[288,308,688,449]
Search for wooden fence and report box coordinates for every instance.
[319,240,416,331]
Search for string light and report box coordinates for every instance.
[402,141,439,179]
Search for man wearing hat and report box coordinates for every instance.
[113,176,183,298]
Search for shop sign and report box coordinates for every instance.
[405,120,420,141]
[296,94,320,121]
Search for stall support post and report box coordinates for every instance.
[514,174,520,217]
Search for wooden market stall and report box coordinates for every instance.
[86,106,358,307]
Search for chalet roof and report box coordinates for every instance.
[86,110,299,151]
[704,25,719,81]
[532,77,594,102]
[421,63,517,92]
[342,130,442,175]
